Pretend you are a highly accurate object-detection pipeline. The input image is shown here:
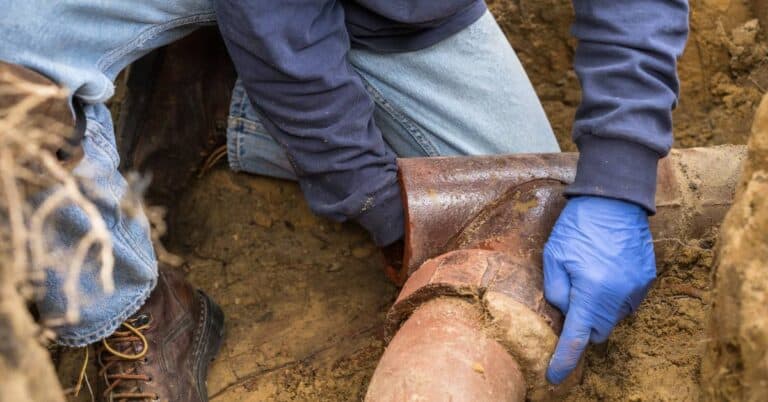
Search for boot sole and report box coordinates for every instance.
[194,290,225,401]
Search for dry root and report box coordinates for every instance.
[0,65,115,326]
[0,63,114,402]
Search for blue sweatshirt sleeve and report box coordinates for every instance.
[564,0,690,213]
[212,0,403,246]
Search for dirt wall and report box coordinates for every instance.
[701,94,768,401]
[488,0,767,151]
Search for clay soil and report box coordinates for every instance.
[58,1,767,401]
[169,170,397,401]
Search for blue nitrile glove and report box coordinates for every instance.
[543,195,656,384]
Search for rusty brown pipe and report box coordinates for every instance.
[388,145,746,282]
[368,146,745,402]
[366,297,527,402]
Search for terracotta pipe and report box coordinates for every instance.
[366,297,527,402]
[368,146,745,402]
[392,145,746,282]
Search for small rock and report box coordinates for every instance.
[251,212,273,228]
[351,246,374,259]
[327,262,343,273]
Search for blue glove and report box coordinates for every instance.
[543,196,656,384]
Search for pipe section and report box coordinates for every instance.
[367,146,745,401]
[398,146,746,280]
[365,298,527,402]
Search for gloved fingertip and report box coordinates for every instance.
[546,364,566,385]
[546,339,585,385]
[547,310,590,385]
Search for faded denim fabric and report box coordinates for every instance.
[0,0,217,346]
[0,3,556,346]
[227,11,559,180]
[42,105,160,346]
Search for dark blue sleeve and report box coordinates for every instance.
[564,0,690,213]
[212,0,403,246]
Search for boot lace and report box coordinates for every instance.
[97,313,158,401]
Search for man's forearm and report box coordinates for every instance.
[213,0,403,246]
[565,0,689,212]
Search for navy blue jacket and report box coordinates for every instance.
[213,0,689,246]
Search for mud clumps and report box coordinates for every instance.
[566,236,716,401]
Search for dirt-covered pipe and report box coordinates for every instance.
[368,247,578,402]
[367,146,745,401]
[396,146,746,282]
[365,298,527,402]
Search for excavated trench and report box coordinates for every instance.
[56,1,767,401]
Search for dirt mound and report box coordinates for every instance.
[701,94,768,402]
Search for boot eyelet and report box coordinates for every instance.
[133,313,152,327]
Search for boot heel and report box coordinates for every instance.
[200,290,225,358]
[195,290,225,400]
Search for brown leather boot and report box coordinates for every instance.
[95,267,224,402]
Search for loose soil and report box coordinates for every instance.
[700,95,768,401]
[58,1,768,401]
[168,170,397,401]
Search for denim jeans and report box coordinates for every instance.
[0,2,558,346]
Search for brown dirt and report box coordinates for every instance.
[168,170,397,401]
[701,94,768,401]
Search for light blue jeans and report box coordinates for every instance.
[0,2,558,346]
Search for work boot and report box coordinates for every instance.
[95,267,224,402]
[116,30,235,206]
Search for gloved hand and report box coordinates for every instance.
[543,195,656,384]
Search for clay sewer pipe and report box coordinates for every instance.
[366,145,746,402]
